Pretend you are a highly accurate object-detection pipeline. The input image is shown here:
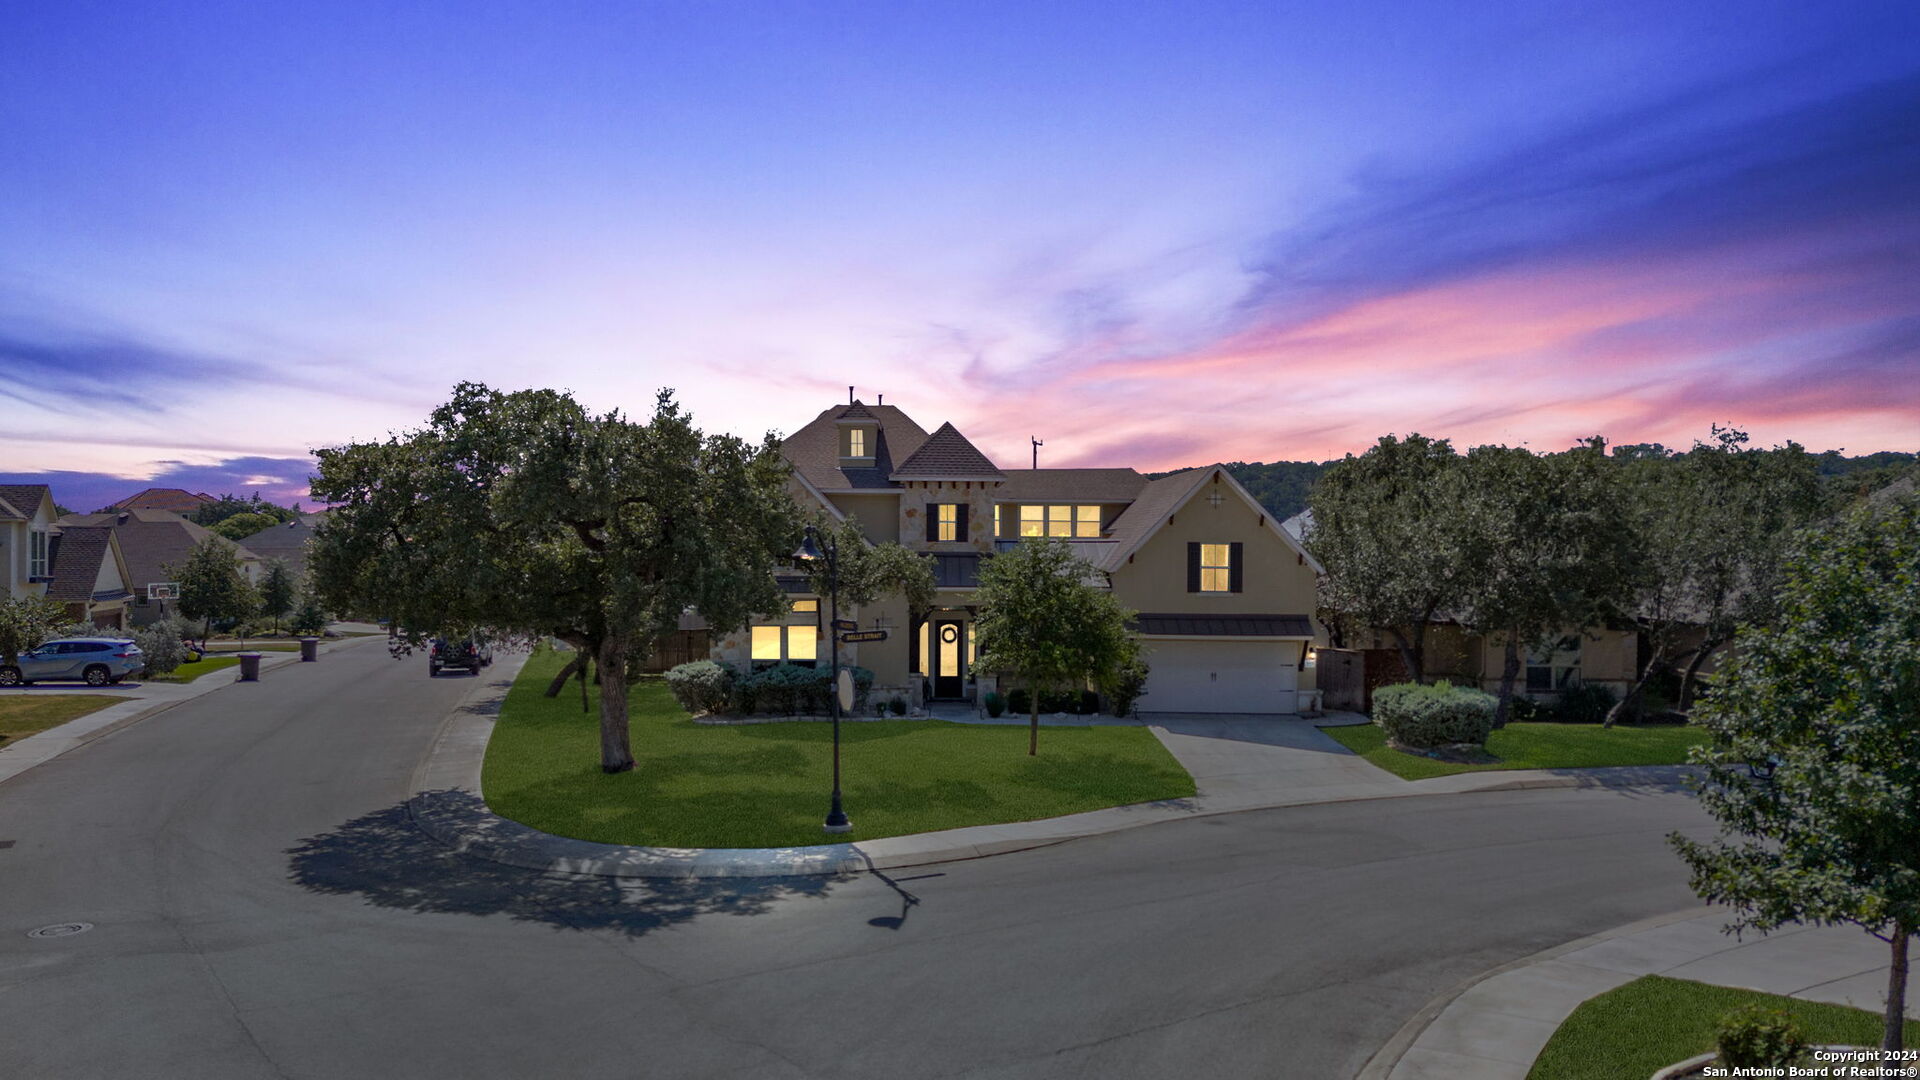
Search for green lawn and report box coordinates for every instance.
[154,656,243,683]
[1529,975,1915,1079]
[0,695,131,744]
[201,644,300,653]
[1321,720,1707,780]
[482,647,1197,848]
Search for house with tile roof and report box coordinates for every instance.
[57,508,264,627]
[107,488,216,515]
[710,400,1326,715]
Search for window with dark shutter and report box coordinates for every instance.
[1229,541,1244,593]
[955,503,969,542]
[1187,542,1201,592]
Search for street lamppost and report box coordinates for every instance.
[793,524,852,834]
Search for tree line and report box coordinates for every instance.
[1302,426,1845,726]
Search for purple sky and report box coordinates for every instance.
[2,1,1914,510]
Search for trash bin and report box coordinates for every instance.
[299,637,319,662]
[238,652,263,681]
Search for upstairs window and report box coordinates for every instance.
[1010,505,1100,539]
[932,503,966,542]
[28,529,48,578]
[844,427,871,458]
[1187,542,1242,593]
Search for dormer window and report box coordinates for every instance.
[847,427,869,458]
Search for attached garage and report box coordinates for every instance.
[1132,614,1314,715]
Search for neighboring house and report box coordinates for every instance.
[237,511,327,588]
[107,487,216,515]
[0,483,60,602]
[1281,509,1648,712]
[44,526,134,630]
[57,508,264,626]
[703,400,1325,715]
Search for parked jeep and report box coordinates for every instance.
[428,636,491,677]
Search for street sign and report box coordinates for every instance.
[840,629,888,643]
[832,619,858,632]
[835,668,855,712]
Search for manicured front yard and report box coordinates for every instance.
[0,695,131,745]
[1321,720,1707,780]
[1528,975,1916,1079]
[483,647,1196,848]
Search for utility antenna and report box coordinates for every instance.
[1031,436,1043,470]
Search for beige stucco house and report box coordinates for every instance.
[2,484,134,630]
[707,400,1326,715]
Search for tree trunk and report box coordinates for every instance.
[596,636,634,773]
[1885,923,1910,1053]
[1387,626,1426,687]
[1492,637,1522,729]
[1676,637,1724,713]
[1606,635,1667,728]
[543,655,581,698]
[1029,680,1040,757]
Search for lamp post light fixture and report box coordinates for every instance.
[793,525,852,834]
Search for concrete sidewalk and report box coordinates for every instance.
[1366,908,1915,1079]
[0,634,380,788]
[411,661,1697,878]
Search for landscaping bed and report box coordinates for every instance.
[0,695,132,744]
[154,656,243,683]
[1321,721,1706,780]
[1527,975,1916,1080]
[482,647,1196,848]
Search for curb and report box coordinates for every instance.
[405,659,1701,880]
[1354,907,1708,1080]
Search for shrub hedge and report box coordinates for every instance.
[664,660,874,716]
[1371,680,1498,748]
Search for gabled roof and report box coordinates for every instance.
[0,484,53,521]
[44,526,118,602]
[1280,509,1312,542]
[782,403,933,491]
[995,468,1149,503]
[891,422,1004,480]
[57,508,259,590]
[837,401,877,421]
[1094,465,1324,574]
[109,488,215,513]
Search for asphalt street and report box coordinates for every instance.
[0,641,1713,1079]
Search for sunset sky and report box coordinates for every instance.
[2,1,1915,510]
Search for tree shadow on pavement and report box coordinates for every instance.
[285,802,837,939]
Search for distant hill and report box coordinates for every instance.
[1155,450,1916,524]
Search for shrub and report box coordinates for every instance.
[1506,695,1545,723]
[1715,1004,1810,1069]
[888,696,907,716]
[1551,681,1617,724]
[1099,656,1149,717]
[133,617,191,678]
[1371,680,1498,748]
[1007,687,1032,715]
[725,664,873,715]
[664,660,733,715]
[983,691,1005,718]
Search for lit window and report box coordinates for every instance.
[1075,505,1100,538]
[751,626,783,661]
[994,504,1005,536]
[1020,504,1044,537]
[791,598,818,614]
[935,503,958,541]
[1047,505,1071,537]
[786,626,817,661]
[846,428,869,457]
[1199,543,1231,592]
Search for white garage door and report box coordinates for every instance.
[1139,639,1298,714]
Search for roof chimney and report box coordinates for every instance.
[877,393,883,405]
[848,385,854,405]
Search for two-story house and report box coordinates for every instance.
[2,484,134,629]
[708,400,1325,715]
